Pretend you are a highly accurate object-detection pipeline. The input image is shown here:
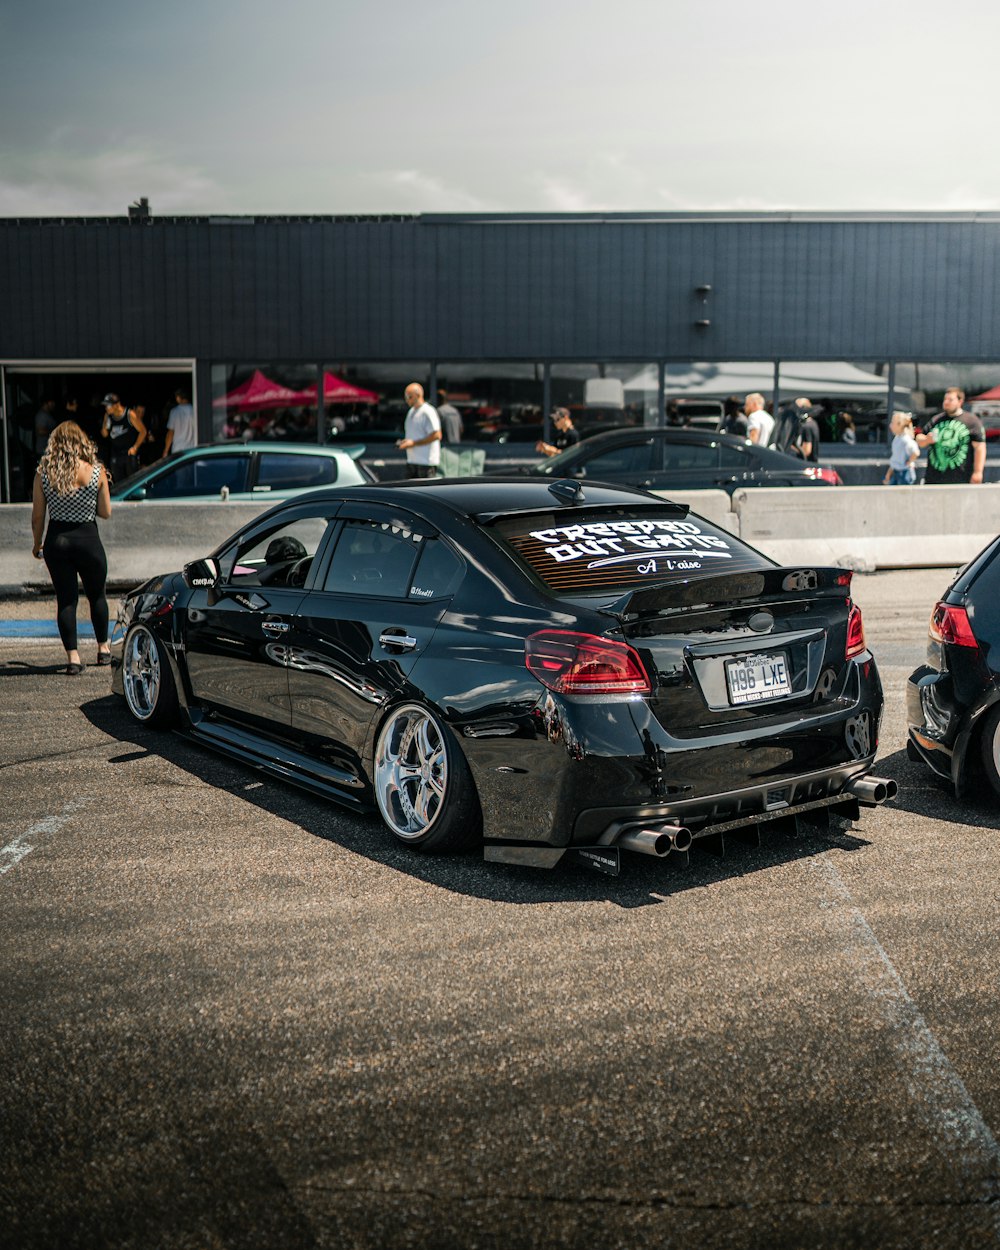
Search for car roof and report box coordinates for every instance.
[270,477,675,523]
[196,441,365,457]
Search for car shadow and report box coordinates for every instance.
[82,694,874,911]
[877,744,1000,829]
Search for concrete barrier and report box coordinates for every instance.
[0,501,275,593]
[2,483,997,593]
[733,484,1000,570]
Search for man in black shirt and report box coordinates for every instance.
[535,407,580,457]
[917,387,986,484]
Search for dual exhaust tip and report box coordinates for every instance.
[617,773,898,858]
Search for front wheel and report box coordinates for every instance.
[122,624,178,729]
[373,703,481,852]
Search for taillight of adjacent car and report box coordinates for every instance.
[846,601,866,659]
[804,466,843,485]
[929,601,978,648]
[525,630,651,695]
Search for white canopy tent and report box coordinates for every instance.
[623,361,912,405]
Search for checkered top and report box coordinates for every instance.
[42,463,101,524]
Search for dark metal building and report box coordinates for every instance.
[3,210,1000,498]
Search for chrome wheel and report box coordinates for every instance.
[374,704,449,841]
[123,625,162,722]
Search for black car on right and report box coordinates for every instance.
[527,427,842,493]
[907,539,1000,797]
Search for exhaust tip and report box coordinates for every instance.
[672,826,693,853]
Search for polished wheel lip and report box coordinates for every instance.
[122,625,160,722]
[374,704,448,841]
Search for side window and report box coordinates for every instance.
[661,442,721,471]
[221,516,332,587]
[144,454,250,498]
[408,537,464,600]
[256,453,338,490]
[581,441,656,477]
[718,445,753,470]
[322,520,422,598]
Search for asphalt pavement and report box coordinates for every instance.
[4,569,1000,1250]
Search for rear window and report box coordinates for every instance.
[256,452,338,489]
[493,508,772,596]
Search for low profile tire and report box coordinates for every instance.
[122,624,179,729]
[373,702,481,852]
[979,705,1000,799]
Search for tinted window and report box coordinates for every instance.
[143,454,250,498]
[256,452,339,490]
[222,516,331,586]
[580,441,656,476]
[322,520,422,598]
[660,441,720,471]
[718,445,753,469]
[493,507,771,596]
[408,538,464,600]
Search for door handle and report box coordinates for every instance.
[261,619,290,634]
[379,631,418,651]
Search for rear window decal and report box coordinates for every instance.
[500,514,767,594]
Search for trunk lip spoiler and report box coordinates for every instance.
[602,566,851,619]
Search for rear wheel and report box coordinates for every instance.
[122,624,178,729]
[373,703,481,851]
[979,705,1000,798]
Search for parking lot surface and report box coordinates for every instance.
[4,570,1000,1249]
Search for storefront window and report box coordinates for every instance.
[550,364,653,436]
[435,363,544,443]
[211,363,318,443]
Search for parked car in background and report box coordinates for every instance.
[907,538,1000,798]
[113,477,891,875]
[523,428,842,493]
[109,442,374,502]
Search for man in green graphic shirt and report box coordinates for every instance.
[916,387,986,484]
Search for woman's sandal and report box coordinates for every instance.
[96,651,112,667]
[65,662,84,675]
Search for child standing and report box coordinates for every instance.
[883,411,920,485]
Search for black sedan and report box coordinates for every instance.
[907,538,1000,797]
[112,478,892,875]
[527,427,842,492]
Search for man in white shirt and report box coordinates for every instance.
[745,392,775,446]
[398,383,441,478]
[163,389,197,455]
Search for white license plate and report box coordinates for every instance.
[725,652,791,705]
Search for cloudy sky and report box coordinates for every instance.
[1,0,998,217]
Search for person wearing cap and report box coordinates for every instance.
[100,393,147,483]
[535,408,580,457]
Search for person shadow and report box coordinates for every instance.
[81,692,875,911]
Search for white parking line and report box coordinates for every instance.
[0,801,88,878]
[813,855,1000,1218]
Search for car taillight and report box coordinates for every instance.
[846,601,866,658]
[805,466,843,485]
[525,630,651,694]
[929,602,978,648]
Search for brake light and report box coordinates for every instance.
[929,602,978,648]
[846,601,866,658]
[525,630,651,694]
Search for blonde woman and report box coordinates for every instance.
[883,411,920,485]
[31,421,112,675]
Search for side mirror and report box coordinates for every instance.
[128,486,147,500]
[183,557,220,590]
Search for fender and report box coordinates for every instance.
[951,681,1000,799]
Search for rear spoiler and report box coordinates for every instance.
[605,567,854,618]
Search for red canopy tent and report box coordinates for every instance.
[213,369,302,411]
[289,371,378,406]
[969,385,1000,402]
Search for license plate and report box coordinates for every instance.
[725,652,790,705]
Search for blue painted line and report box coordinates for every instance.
[0,620,96,638]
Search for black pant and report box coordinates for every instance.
[43,521,109,651]
[405,464,438,479]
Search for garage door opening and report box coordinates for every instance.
[2,361,194,502]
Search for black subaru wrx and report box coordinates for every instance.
[907,538,1000,797]
[111,477,892,875]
